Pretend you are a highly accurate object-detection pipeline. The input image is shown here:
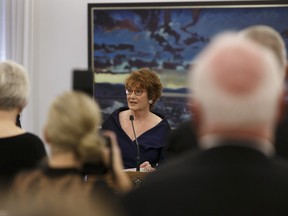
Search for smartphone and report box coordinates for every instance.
[72,69,94,97]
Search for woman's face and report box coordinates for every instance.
[126,83,150,112]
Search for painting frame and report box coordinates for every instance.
[88,1,288,128]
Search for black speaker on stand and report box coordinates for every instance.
[72,69,94,98]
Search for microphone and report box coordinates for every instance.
[129,115,141,171]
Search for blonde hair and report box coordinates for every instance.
[0,60,29,110]
[44,91,105,163]
[189,32,283,129]
[239,25,287,79]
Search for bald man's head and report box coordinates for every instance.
[189,32,284,133]
[210,41,265,96]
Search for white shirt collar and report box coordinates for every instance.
[199,134,275,157]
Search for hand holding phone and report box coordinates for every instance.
[101,130,132,191]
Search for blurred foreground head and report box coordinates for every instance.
[239,25,287,80]
[189,32,284,140]
[44,91,105,163]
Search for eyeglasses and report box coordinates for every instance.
[125,89,144,96]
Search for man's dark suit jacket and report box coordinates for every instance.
[122,140,288,216]
[275,107,288,159]
[164,120,198,159]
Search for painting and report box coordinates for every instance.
[88,1,288,128]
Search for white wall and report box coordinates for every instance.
[30,0,89,138]
[28,0,268,140]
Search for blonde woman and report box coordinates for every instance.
[10,91,131,210]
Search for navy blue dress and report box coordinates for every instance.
[102,107,171,169]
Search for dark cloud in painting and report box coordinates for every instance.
[92,7,288,73]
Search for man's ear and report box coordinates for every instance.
[190,99,202,131]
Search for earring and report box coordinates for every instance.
[149,100,153,104]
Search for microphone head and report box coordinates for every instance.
[129,115,134,121]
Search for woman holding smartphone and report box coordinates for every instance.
[9,91,131,213]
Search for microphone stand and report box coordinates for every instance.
[130,115,141,171]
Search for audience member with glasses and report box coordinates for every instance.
[102,68,171,172]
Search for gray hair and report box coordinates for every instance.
[189,32,283,129]
[44,91,105,163]
[0,60,29,110]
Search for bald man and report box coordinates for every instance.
[122,32,288,216]
[165,25,288,161]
